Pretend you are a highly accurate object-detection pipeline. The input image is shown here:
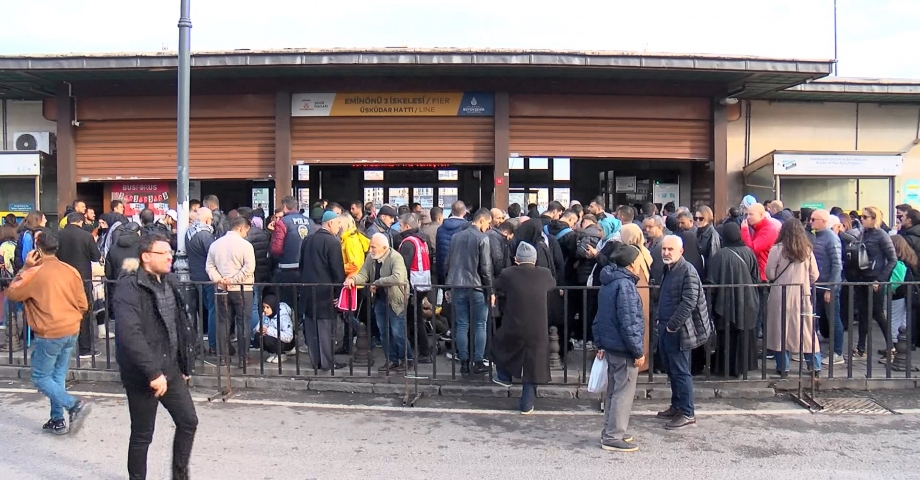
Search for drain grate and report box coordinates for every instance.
[813,397,891,415]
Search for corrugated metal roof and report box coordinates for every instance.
[758,77,920,104]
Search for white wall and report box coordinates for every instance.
[2,100,56,150]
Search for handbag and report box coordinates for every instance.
[336,285,358,312]
[587,356,608,393]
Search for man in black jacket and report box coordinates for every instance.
[113,234,197,480]
[203,195,229,239]
[299,211,346,371]
[56,212,102,358]
[105,222,142,331]
[445,208,494,376]
[186,207,218,354]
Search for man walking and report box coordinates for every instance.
[56,211,102,359]
[593,243,646,451]
[345,233,412,372]
[445,208,494,377]
[113,234,197,480]
[299,211,346,371]
[490,242,556,414]
[206,217,256,367]
[657,235,712,430]
[6,229,92,436]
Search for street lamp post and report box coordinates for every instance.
[174,0,192,280]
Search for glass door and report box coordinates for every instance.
[388,187,410,207]
[414,187,434,210]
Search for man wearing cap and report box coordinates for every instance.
[365,205,401,248]
[490,242,557,414]
[299,210,347,371]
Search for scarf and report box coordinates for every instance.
[186,220,213,241]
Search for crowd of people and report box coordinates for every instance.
[4,191,920,456]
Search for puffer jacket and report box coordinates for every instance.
[811,228,842,283]
[105,231,140,281]
[340,228,370,277]
[246,226,272,283]
[697,223,722,265]
[901,224,920,258]
[485,227,512,280]
[435,217,469,284]
[592,265,645,360]
[575,224,603,285]
[445,224,492,289]
[860,227,898,282]
[659,257,712,351]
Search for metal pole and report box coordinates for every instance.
[174,0,192,279]
[833,0,838,76]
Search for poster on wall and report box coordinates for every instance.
[904,180,920,208]
[653,183,679,205]
[615,176,637,193]
[111,183,169,223]
[251,188,270,211]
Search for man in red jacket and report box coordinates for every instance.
[740,203,780,282]
[740,202,779,340]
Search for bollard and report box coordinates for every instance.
[891,326,919,372]
[549,326,563,370]
[352,323,375,367]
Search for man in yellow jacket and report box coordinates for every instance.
[6,228,92,436]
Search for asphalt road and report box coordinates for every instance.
[0,381,918,480]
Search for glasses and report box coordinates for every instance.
[861,215,873,220]
[694,217,704,221]
[148,250,173,257]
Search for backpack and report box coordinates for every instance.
[98,221,124,264]
[400,235,431,292]
[844,240,871,274]
[12,230,30,274]
[543,225,573,240]
[0,239,15,288]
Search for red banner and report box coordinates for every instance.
[111,182,170,222]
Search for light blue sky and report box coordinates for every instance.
[3,0,917,79]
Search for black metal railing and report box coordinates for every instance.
[3,278,917,385]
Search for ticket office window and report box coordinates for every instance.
[509,157,571,211]
[363,169,460,209]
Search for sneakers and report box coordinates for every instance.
[472,361,490,375]
[851,349,867,359]
[68,400,91,434]
[42,419,68,436]
[571,339,585,351]
[416,355,433,364]
[657,406,680,418]
[665,415,697,430]
[78,351,101,360]
[822,353,845,366]
[790,354,801,362]
[445,352,489,366]
[520,406,534,415]
[601,439,638,452]
[492,376,512,388]
[97,328,114,340]
[265,354,280,364]
[378,362,400,373]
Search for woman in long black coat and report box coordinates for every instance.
[490,243,557,413]
[705,222,760,378]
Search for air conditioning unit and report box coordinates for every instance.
[13,132,56,154]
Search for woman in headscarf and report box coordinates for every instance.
[619,223,652,371]
[705,222,760,378]
[253,294,294,363]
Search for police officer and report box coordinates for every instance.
[270,196,311,307]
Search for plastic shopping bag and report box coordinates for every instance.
[336,285,358,312]
[587,356,608,393]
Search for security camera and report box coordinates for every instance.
[719,97,739,106]
[71,120,82,127]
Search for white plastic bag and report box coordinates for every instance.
[587,356,608,393]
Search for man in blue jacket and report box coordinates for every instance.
[593,243,645,452]
[810,209,844,365]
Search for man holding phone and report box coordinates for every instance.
[113,234,198,480]
[5,228,92,436]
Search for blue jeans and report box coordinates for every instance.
[496,366,536,412]
[375,298,412,364]
[201,285,217,350]
[452,289,488,362]
[250,285,262,341]
[775,351,822,373]
[658,323,694,418]
[31,335,78,421]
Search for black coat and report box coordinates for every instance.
[105,231,140,281]
[901,224,920,258]
[112,261,194,389]
[678,230,705,278]
[56,224,101,282]
[705,245,760,330]
[489,264,556,384]
[247,227,272,283]
[298,228,345,319]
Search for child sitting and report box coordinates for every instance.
[253,294,294,363]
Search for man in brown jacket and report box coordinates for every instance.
[6,229,92,435]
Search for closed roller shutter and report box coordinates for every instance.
[509,117,710,160]
[291,117,494,164]
[76,118,275,180]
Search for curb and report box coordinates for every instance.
[2,364,916,399]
